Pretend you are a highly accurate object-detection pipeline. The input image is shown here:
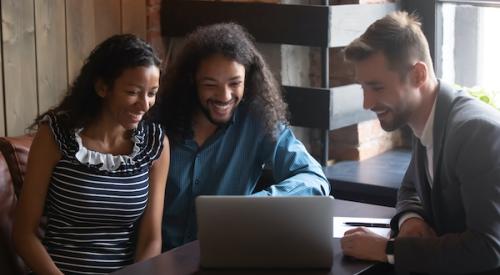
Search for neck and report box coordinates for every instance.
[408,78,439,136]
[192,110,218,147]
[82,114,131,149]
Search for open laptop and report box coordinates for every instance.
[195,196,335,269]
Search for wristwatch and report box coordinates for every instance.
[385,238,395,264]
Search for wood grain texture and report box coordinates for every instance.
[35,0,67,114]
[2,0,38,135]
[94,0,121,44]
[66,0,95,85]
[121,0,147,39]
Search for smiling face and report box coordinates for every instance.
[195,54,246,126]
[355,52,420,131]
[98,65,160,130]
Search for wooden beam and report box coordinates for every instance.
[330,84,375,130]
[283,86,331,129]
[284,85,375,130]
[161,1,330,47]
[161,1,398,48]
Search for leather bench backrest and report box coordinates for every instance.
[0,135,34,275]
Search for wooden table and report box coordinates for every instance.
[325,149,411,207]
[114,200,395,275]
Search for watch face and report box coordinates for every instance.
[386,239,395,255]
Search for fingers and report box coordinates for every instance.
[343,226,369,236]
[341,229,367,253]
[340,235,354,254]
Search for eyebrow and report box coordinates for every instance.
[124,83,158,90]
[364,81,383,86]
[199,76,243,82]
[124,83,144,88]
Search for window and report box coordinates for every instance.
[436,0,500,93]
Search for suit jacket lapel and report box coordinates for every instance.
[414,140,433,225]
[430,80,460,233]
[432,81,456,177]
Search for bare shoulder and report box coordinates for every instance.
[30,123,62,164]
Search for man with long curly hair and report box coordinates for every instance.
[152,23,330,251]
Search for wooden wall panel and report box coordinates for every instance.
[1,0,38,136]
[35,0,67,114]
[95,0,122,44]
[0,0,149,136]
[122,0,147,39]
[66,0,96,86]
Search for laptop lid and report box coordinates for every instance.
[195,196,335,269]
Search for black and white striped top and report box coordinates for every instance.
[42,113,164,274]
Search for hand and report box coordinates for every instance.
[398,217,436,238]
[341,227,388,262]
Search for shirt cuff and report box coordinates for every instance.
[387,254,395,264]
[398,212,423,229]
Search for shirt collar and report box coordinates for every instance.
[418,96,437,148]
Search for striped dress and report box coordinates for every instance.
[42,113,164,274]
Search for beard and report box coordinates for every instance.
[196,97,238,127]
[374,106,411,132]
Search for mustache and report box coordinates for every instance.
[370,105,389,113]
[207,98,237,105]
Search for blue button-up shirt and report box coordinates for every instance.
[162,106,330,250]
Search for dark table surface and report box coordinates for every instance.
[325,149,411,207]
[113,200,395,275]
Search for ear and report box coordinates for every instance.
[94,79,107,98]
[411,61,428,88]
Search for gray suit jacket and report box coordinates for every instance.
[390,81,500,274]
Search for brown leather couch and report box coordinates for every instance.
[0,135,34,275]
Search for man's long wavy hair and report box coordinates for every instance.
[32,34,161,131]
[152,23,288,144]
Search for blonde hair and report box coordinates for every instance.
[344,11,433,77]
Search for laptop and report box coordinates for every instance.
[195,196,335,269]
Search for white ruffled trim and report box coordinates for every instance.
[74,129,141,172]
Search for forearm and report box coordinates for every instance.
[257,126,330,196]
[391,162,427,233]
[394,231,500,274]
[14,233,62,275]
[135,237,162,262]
[254,171,329,196]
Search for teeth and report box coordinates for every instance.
[211,101,233,112]
[129,113,143,120]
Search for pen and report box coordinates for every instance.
[344,222,390,228]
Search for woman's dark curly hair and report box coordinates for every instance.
[32,34,161,130]
[152,23,288,144]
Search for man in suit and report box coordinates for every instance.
[340,11,500,274]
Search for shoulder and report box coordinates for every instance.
[138,120,165,141]
[37,111,77,156]
[135,120,166,161]
[31,123,62,163]
[443,95,500,169]
[447,95,500,138]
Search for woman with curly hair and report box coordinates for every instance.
[151,22,330,251]
[13,34,170,274]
